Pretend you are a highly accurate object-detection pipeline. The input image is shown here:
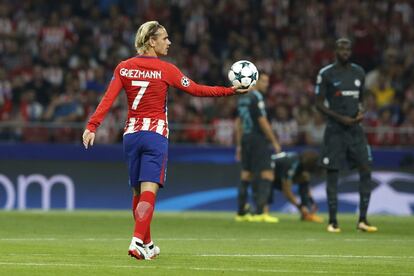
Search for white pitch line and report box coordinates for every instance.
[0,262,412,275]
[197,254,414,259]
[1,237,414,242]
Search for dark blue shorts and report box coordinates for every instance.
[123,131,168,187]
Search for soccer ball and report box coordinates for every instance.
[228,60,259,89]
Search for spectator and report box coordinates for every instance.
[0,0,413,146]
[304,110,326,146]
[368,107,398,146]
[271,104,298,146]
[399,105,414,145]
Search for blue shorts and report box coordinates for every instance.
[123,131,168,187]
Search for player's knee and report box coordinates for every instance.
[359,166,371,179]
[260,170,274,181]
[135,201,153,222]
[241,171,252,181]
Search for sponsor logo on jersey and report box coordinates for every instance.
[334,90,359,98]
[181,76,190,87]
[119,68,162,79]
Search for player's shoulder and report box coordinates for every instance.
[251,90,264,101]
[317,63,335,76]
[350,63,366,75]
[120,56,171,67]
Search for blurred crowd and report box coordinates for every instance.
[1,0,414,146]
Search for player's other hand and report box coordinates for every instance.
[340,115,358,126]
[355,111,364,123]
[82,129,95,149]
[232,86,250,94]
[341,112,364,126]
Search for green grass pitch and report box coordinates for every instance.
[0,211,413,275]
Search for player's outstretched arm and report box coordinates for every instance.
[82,129,95,149]
[167,63,246,97]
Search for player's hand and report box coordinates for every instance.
[82,129,95,149]
[340,115,358,126]
[273,142,282,154]
[232,86,250,94]
[235,146,241,161]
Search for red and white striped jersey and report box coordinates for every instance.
[86,56,235,138]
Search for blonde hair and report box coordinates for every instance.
[135,21,164,54]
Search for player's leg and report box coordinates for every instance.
[356,164,377,232]
[255,169,278,223]
[124,132,148,259]
[265,174,280,215]
[126,132,168,260]
[299,181,311,209]
[236,138,253,221]
[250,137,278,223]
[131,186,159,258]
[298,181,323,223]
[129,182,159,260]
[348,131,377,232]
[252,170,273,215]
[132,188,140,220]
[251,169,277,222]
[250,137,273,217]
[326,169,340,231]
[125,133,142,221]
[320,126,343,232]
[235,170,253,221]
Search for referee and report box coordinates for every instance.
[315,38,377,233]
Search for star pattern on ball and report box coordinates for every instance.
[234,71,243,82]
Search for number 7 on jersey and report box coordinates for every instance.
[131,80,149,110]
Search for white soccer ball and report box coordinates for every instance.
[228,60,259,89]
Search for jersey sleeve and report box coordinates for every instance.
[250,91,266,121]
[86,63,124,132]
[165,63,235,97]
[314,70,328,100]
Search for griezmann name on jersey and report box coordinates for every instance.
[87,56,235,138]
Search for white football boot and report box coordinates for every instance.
[128,237,150,260]
[145,241,160,259]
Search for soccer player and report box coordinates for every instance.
[82,21,248,260]
[315,38,377,233]
[235,72,281,223]
[270,151,323,223]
